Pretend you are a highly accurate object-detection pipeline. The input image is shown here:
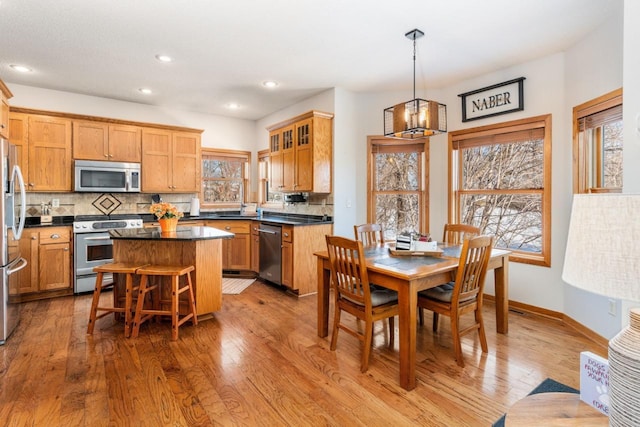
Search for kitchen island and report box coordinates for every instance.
[109,226,234,316]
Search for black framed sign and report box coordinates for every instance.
[458,77,525,122]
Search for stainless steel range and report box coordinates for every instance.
[73,215,143,293]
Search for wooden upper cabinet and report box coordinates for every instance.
[27,115,72,192]
[171,132,201,192]
[0,80,12,139]
[8,112,28,180]
[109,124,141,162]
[142,128,172,192]
[269,130,283,192]
[73,121,141,162]
[142,128,201,193]
[270,125,295,192]
[73,121,108,160]
[267,111,333,194]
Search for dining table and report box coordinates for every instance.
[315,243,511,391]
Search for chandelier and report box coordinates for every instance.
[384,29,447,139]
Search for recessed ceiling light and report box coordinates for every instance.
[226,102,240,110]
[262,80,278,88]
[10,64,32,73]
[155,54,173,63]
[138,88,153,95]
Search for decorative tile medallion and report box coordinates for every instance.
[92,193,122,215]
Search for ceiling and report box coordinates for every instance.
[0,0,620,121]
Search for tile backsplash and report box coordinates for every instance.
[26,192,334,218]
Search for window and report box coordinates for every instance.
[449,115,551,266]
[258,148,282,205]
[572,88,623,194]
[367,136,428,241]
[201,148,250,208]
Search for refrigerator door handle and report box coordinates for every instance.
[11,164,26,240]
[7,257,27,276]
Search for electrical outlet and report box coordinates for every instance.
[51,199,60,208]
[608,299,616,316]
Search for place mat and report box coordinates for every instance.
[374,256,446,268]
[222,278,255,294]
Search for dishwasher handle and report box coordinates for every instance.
[257,228,278,235]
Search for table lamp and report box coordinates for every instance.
[562,193,640,426]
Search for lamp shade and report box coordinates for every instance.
[562,193,640,301]
[384,99,447,139]
[563,194,640,426]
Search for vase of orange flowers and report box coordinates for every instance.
[150,202,184,233]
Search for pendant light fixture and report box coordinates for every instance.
[384,29,447,139]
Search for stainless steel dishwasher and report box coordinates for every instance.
[258,223,282,285]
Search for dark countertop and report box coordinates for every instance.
[23,212,332,228]
[186,212,333,226]
[109,226,234,241]
[25,216,74,228]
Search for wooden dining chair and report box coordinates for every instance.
[417,235,493,367]
[325,235,399,372]
[354,223,385,246]
[442,223,480,245]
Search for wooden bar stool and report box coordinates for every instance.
[87,262,148,337]
[131,265,198,340]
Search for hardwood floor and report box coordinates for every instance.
[0,280,607,426]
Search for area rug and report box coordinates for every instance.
[492,378,579,427]
[222,278,255,294]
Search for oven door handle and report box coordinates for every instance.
[83,236,112,241]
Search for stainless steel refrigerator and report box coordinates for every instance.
[0,138,27,345]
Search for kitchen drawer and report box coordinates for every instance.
[207,220,250,234]
[282,225,293,243]
[38,227,71,244]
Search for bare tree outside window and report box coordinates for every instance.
[602,121,623,188]
[450,115,551,266]
[368,138,428,241]
[573,88,623,194]
[201,149,250,208]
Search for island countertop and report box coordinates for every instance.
[109,226,234,241]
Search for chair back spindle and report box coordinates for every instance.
[354,223,385,247]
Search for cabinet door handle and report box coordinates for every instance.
[225,226,231,230]
[64,247,69,251]
[283,233,289,238]
[31,236,37,240]
[50,234,60,239]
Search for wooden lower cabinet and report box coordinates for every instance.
[281,226,293,288]
[11,226,73,300]
[279,223,332,296]
[206,220,251,271]
[250,221,260,273]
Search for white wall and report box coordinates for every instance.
[623,0,640,195]
[563,2,624,338]
[331,88,359,237]
[620,0,640,329]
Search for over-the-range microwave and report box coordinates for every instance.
[74,160,141,193]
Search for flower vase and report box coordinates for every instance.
[158,217,178,234]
